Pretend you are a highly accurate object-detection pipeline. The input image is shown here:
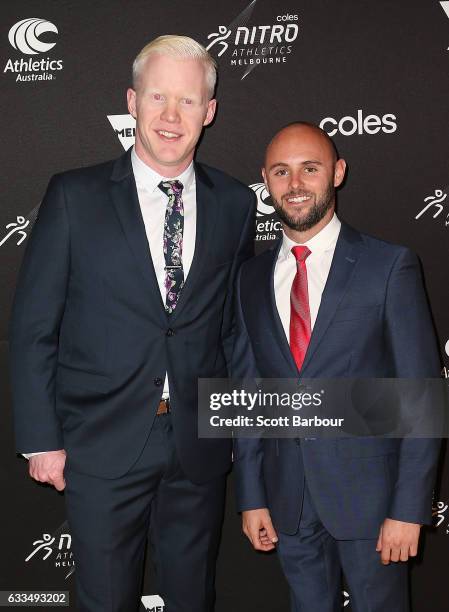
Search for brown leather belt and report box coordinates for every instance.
[157,398,170,415]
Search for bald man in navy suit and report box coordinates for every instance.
[233,122,441,612]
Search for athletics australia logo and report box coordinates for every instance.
[4,18,64,83]
[250,182,274,217]
[415,188,449,226]
[249,182,282,242]
[25,526,75,579]
[8,18,58,55]
[205,0,300,80]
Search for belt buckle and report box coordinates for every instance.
[158,398,170,415]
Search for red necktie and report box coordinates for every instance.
[290,245,311,371]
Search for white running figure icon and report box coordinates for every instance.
[206,26,232,57]
[415,188,447,220]
[25,533,55,562]
[0,215,29,247]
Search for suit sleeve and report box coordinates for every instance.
[9,174,70,453]
[231,265,268,512]
[220,188,256,368]
[384,247,441,524]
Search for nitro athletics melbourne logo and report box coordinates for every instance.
[4,18,63,83]
[205,0,300,80]
[25,525,75,579]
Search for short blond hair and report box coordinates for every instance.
[132,35,217,98]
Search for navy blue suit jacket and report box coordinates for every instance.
[9,149,255,482]
[233,223,441,538]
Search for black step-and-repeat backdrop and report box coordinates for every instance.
[1,1,448,610]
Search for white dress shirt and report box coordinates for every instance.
[25,148,197,457]
[131,147,197,397]
[274,214,341,342]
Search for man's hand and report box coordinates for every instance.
[376,518,421,565]
[29,450,67,491]
[242,508,278,551]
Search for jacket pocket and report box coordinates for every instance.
[333,305,381,322]
[56,364,110,394]
[336,438,399,458]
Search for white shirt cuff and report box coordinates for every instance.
[22,451,52,459]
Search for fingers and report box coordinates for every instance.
[29,465,66,490]
[242,509,278,552]
[381,545,410,565]
[389,547,401,563]
[245,519,271,550]
[28,451,66,491]
[375,526,382,552]
[259,526,278,547]
[259,528,271,546]
[28,462,46,482]
[52,474,66,491]
[409,542,418,557]
[264,519,278,545]
[381,545,392,565]
[376,518,421,565]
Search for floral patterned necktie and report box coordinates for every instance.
[158,180,184,313]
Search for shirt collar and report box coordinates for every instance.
[131,146,195,193]
[280,213,341,260]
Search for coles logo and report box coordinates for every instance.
[4,18,63,83]
[206,0,300,80]
[319,110,397,136]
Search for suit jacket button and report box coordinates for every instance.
[154,377,163,387]
[166,328,174,337]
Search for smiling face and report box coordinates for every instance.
[127,53,216,176]
[262,124,346,241]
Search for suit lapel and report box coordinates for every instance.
[109,150,167,323]
[169,162,219,323]
[300,223,365,374]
